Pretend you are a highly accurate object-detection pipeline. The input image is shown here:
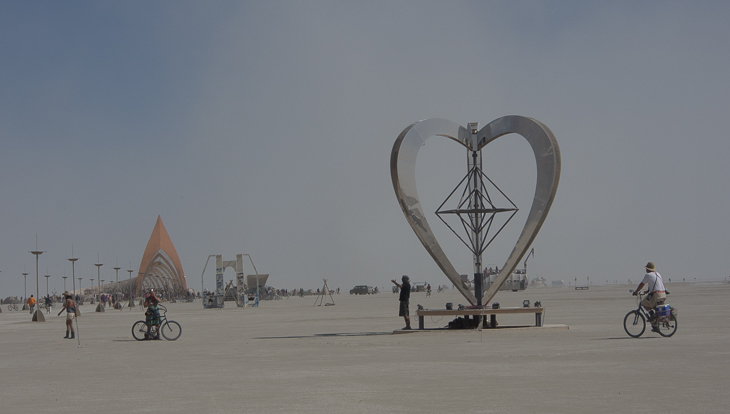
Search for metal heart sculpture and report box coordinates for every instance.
[390,116,561,305]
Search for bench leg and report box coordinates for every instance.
[490,314,497,328]
[418,315,424,330]
[536,312,542,327]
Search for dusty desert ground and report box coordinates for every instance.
[1,282,728,414]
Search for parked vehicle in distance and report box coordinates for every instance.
[350,285,370,295]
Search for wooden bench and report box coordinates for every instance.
[415,307,544,330]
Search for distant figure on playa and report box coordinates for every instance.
[426,284,431,297]
[633,262,667,329]
[26,295,36,314]
[58,292,77,339]
[391,275,411,330]
[44,295,52,313]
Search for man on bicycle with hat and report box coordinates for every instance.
[633,262,667,327]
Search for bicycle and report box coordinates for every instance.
[623,290,677,338]
[7,304,18,311]
[132,304,182,341]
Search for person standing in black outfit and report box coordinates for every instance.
[391,275,412,330]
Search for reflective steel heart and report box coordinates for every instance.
[391,116,561,305]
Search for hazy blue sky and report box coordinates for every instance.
[2,1,729,298]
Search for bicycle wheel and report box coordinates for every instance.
[623,310,646,338]
[132,321,149,341]
[160,320,182,341]
[656,313,678,337]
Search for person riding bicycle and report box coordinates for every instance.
[633,262,667,321]
[144,289,161,340]
[26,295,36,314]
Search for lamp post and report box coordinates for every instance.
[30,247,45,322]
[77,278,83,303]
[62,276,67,292]
[22,272,28,302]
[68,254,78,296]
[94,258,104,313]
[127,269,135,308]
[44,274,50,314]
[114,266,120,285]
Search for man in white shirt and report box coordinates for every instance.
[633,262,667,314]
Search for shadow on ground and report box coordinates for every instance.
[256,331,393,339]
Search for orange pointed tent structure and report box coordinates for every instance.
[135,216,187,296]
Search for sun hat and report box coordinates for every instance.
[645,262,656,272]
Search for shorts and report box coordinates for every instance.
[145,306,161,325]
[641,291,667,309]
[66,312,75,321]
[399,300,409,317]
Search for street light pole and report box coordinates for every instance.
[94,257,104,313]
[68,255,78,296]
[22,272,29,310]
[30,247,45,322]
[22,272,28,302]
[45,274,50,297]
[127,269,135,309]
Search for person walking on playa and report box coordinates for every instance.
[58,292,78,339]
[391,275,412,330]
